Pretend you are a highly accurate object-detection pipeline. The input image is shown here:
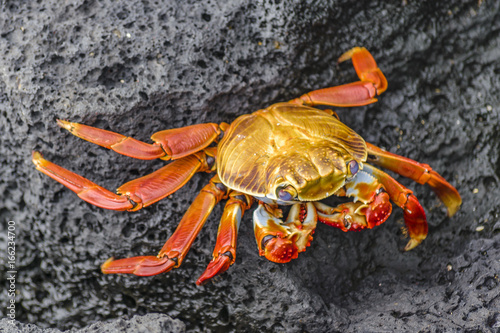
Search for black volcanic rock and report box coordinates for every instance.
[1,1,499,332]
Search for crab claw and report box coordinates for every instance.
[253,202,317,263]
[364,189,392,228]
[196,253,232,285]
[315,171,392,232]
[402,194,427,251]
[262,233,299,264]
[315,201,369,231]
[101,255,176,276]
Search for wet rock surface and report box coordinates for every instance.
[1,0,499,332]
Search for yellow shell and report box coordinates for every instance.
[217,103,367,201]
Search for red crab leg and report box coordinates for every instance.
[363,164,428,251]
[290,47,387,107]
[101,175,228,276]
[366,142,462,217]
[57,119,227,160]
[196,192,254,285]
[32,148,216,211]
[316,166,427,251]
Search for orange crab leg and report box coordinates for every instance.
[366,142,462,217]
[363,164,428,251]
[32,151,134,210]
[57,119,226,160]
[32,148,216,211]
[196,192,254,285]
[101,175,228,276]
[290,47,387,107]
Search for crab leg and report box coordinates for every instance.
[290,47,387,107]
[254,202,317,263]
[32,148,216,211]
[196,192,254,285]
[57,119,227,160]
[316,166,427,250]
[101,175,228,276]
[363,164,428,251]
[366,142,461,217]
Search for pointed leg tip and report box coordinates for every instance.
[447,208,457,218]
[404,238,422,251]
[338,47,364,63]
[196,255,232,286]
[56,119,73,131]
[446,201,462,218]
[100,257,116,273]
[195,276,210,286]
[32,151,46,168]
[32,150,42,161]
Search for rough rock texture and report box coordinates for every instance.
[1,313,185,333]
[1,0,499,332]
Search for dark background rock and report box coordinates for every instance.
[1,313,185,333]
[1,0,499,332]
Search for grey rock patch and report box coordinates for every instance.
[0,0,499,332]
[0,314,184,333]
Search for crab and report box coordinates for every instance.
[32,47,461,285]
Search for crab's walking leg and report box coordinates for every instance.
[290,47,387,107]
[57,119,227,160]
[101,175,227,276]
[254,202,318,263]
[32,148,216,211]
[196,192,254,285]
[366,142,462,217]
[363,164,428,251]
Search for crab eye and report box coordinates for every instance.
[347,160,359,178]
[278,189,293,201]
[276,185,297,201]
